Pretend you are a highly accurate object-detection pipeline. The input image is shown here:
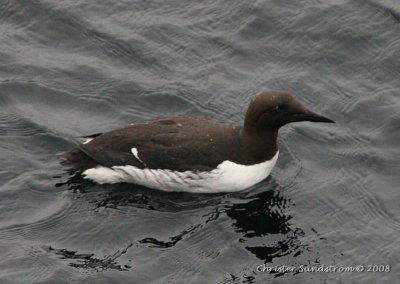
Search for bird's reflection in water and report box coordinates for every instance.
[48,244,133,271]
[56,172,306,276]
[88,177,305,261]
[86,183,229,212]
[227,180,306,263]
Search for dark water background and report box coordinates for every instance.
[1,0,400,283]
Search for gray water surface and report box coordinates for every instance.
[1,0,400,283]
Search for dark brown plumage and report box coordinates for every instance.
[60,91,333,172]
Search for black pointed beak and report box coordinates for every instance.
[293,111,335,123]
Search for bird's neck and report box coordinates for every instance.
[241,126,278,163]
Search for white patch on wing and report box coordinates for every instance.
[131,147,147,166]
[82,151,279,193]
[83,138,93,144]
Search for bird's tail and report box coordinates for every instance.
[58,147,98,171]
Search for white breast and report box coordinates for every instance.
[82,151,279,193]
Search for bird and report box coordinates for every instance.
[60,91,334,193]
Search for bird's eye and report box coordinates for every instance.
[275,104,286,112]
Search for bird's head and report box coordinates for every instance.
[244,91,334,130]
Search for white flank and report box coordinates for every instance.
[83,151,279,193]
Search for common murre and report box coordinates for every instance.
[60,91,334,193]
